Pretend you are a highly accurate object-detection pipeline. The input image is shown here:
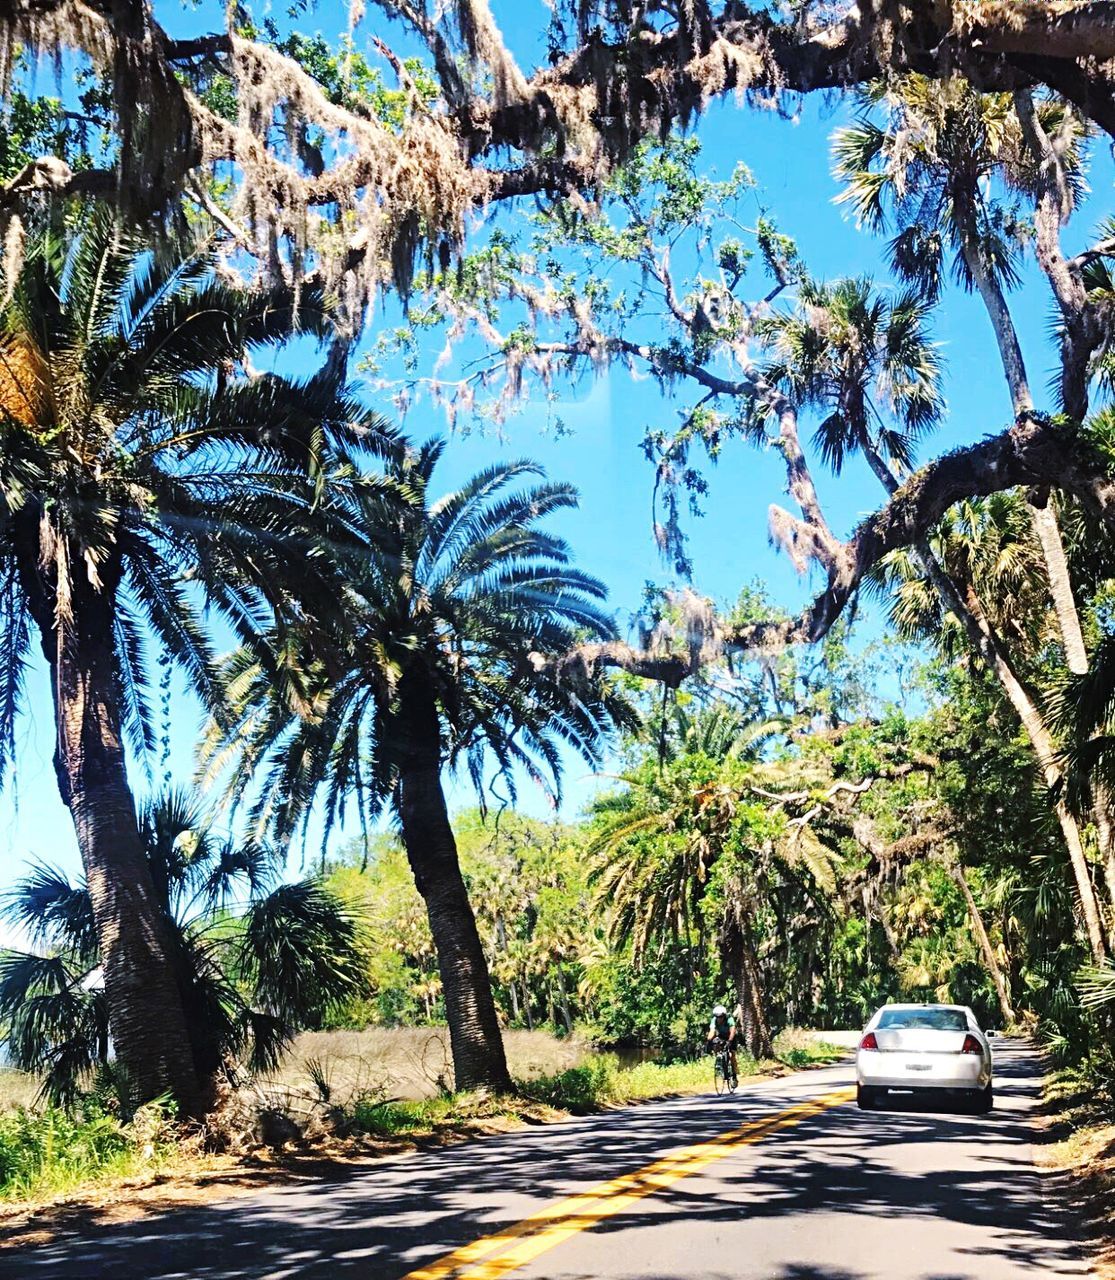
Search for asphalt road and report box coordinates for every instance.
[7,1042,1089,1280]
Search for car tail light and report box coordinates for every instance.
[859,1032,879,1051]
[960,1034,982,1055]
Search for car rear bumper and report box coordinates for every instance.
[856,1052,989,1091]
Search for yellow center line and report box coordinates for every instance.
[399,1086,855,1280]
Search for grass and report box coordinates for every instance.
[344,1030,850,1132]
[1038,1061,1115,1278]
[264,1026,587,1102]
[334,1055,731,1136]
[0,1070,38,1114]
[772,1027,845,1068]
[0,1101,176,1202]
[517,1053,730,1112]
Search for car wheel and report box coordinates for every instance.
[856,1084,876,1111]
[975,1083,993,1114]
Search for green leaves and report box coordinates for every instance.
[207,440,635,844]
[0,791,375,1102]
[756,274,943,478]
[0,213,394,784]
[239,881,368,1028]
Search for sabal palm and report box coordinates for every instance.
[0,215,388,1110]
[755,276,942,484]
[874,493,1054,660]
[206,440,634,1090]
[0,792,366,1106]
[832,77,1082,309]
[834,75,1090,428]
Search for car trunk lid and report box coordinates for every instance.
[874,1028,969,1054]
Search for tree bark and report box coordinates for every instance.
[40,569,201,1112]
[1029,499,1089,674]
[1024,498,1115,932]
[954,585,1107,963]
[954,190,1114,935]
[721,904,772,1059]
[520,975,533,1031]
[554,963,573,1035]
[951,865,1016,1026]
[396,672,513,1092]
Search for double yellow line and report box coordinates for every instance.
[400,1086,855,1280]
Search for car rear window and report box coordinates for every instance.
[876,1008,967,1031]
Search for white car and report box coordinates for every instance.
[856,1002,993,1113]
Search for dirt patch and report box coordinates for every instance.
[1034,1122,1115,1277]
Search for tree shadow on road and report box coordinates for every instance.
[4,1045,1088,1280]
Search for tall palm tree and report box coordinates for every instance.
[0,791,367,1107]
[0,215,390,1110]
[204,440,635,1091]
[832,76,1084,417]
[833,76,1091,651]
[876,494,1109,960]
[589,706,839,1057]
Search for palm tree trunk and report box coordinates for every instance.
[951,865,1015,1025]
[1020,501,1115,932]
[497,916,521,1023]
[555,963,573,1034]
[396,675,512,1092]
[1029,499,1089,674]
[948,578,1107,963]
[721,904,772,1059]
[45,580,201,1113]
[956,205,1033,419]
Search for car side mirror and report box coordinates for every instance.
[986,1030,997,1038]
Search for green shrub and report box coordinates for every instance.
[520,1057,619,1111]
[0,1099,174,1200]
[519,1053,739,1111]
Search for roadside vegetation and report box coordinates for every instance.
[1039,1062,1115,1277]
[0,1029,841,1202]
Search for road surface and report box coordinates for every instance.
[6,1042,1088,1280]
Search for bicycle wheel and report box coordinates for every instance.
[714,1054,728,1095]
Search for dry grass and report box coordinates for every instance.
[263,1027,588,1102]
[0,1071,37,1112]
[1036,1123,1115,1278]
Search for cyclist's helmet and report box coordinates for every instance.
[712,1004,727,1017]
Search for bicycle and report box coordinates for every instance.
[712,1039,738,1094]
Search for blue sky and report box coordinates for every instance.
[1,1,1111,908]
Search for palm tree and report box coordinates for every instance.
[204,441,635,1091]
[756,275,942,491]
[833,77,1091,654]
[756,260,1109,962]
[833,77,1115,951]
[832,76,1084,418]
[0,214,390,1110]
[0,792,367,1107]
[589,706,839,1057]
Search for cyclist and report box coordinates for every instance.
[706,1003,738,1083]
